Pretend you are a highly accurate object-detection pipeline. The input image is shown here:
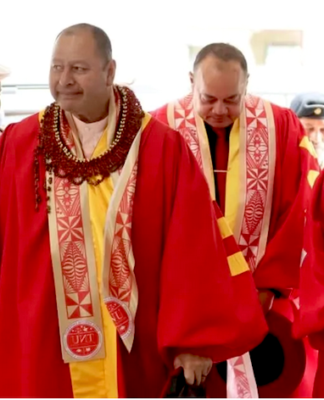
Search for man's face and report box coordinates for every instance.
[300,117,324,159]
[49,30,116,122]
[191,56,247,129]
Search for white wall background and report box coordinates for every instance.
[1,0,324,120]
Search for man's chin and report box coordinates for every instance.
[207,119,232,129]
[56,99,78,113]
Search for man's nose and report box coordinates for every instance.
[212,101,227,115]
[59,68,74,86]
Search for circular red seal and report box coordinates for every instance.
[105,297,133,339]
[63,321,102,360]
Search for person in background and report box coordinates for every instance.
[291,92,324,168]
[153,42,319,398]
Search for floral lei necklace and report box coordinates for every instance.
[34,85,144,211]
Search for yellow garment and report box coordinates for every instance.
[69,132,117,398]
[299,135,318,159]
[307,170,320,188]
[216,217,249,276]
[225,119,240,233]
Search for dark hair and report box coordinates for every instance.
[57,23,112,64]
[193,43,248,74]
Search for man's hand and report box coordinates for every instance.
[174,354,212,385]
[258,289,275,314]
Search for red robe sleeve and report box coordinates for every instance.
[0,116,73,398]
[154,123,267,366]
[295,170,324,347]
[253,107,319,295]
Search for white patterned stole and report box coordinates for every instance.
[227,97,275,398]
[47,110,106,364]
[227,354,258,398]
[234,96,276,272]
[167,94,276,398]
[46,88,124,364]
[101,114,150,352]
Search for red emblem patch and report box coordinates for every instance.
[105,298,133,339]
[64,321,102,360]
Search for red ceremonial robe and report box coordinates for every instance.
[153,101,319,398]
[0,113,267,398]
[296,170,324,397]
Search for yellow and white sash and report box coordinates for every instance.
[47,115,106,364]
[44,94,150,367]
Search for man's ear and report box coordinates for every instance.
[106,59,116,86]
[189,71,194,85]
[245,73,250,94]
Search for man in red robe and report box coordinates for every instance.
[153,42,320,398]
[0,25,267,398]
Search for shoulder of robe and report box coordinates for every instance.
[144,115,183,145]
[149,103,169,120]
[270,102,301,129]
[267,102,306,150]
[1,112,41,147]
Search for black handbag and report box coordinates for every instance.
[162,368,206,398]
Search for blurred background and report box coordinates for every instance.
[1,0,324,124]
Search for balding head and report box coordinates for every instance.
[193,43,248,76]
[57,23,112,66]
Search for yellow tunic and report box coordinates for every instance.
[69,132,118,398]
